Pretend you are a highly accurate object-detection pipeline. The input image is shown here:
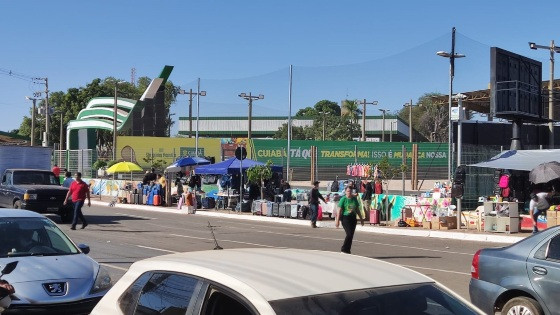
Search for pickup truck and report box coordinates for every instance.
[0,169,73,222]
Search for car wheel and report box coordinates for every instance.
[503,297,543,315]
[13,200,21,209]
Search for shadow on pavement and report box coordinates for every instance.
[47,214,150,225]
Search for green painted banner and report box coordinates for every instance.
[252,140,448,167]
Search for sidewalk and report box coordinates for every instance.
[90,196,527,244]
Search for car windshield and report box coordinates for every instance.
[269,283,479,315]
[13,172,59,185]
[0,217,79,257]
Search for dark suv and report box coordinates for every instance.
[0,169,72,222]
[470,226,560,315]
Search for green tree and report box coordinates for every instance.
[246,160,273,199]
[273,123,308,140]
[397,92,447,142]
[341,99,362,124]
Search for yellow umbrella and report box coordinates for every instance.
[106,162,143,174]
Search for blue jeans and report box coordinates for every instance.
[532,208,543,233]
[72,200,87,227]
[310,204,319,223]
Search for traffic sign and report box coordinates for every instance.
[235,147,247,160]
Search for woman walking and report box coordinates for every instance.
[336,187,364,254]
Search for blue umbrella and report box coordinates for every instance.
[165,156,211,172]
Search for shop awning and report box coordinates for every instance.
[469,149,560,171]
[195,157,283,175]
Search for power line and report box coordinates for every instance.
[0,68,44,85]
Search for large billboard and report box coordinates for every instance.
[252,140,448,167]
[490,47,543,120]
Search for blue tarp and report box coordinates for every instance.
[195,157,283,175]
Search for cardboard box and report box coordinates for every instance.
[431,217,440,230]
[440,217,457,230]
[547,210,558,219]
[422,221,432,229]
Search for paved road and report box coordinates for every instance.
[49,204,508,301]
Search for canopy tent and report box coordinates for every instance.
[195,157,283,175]
[165,156,211,173]
[469,149,560,171]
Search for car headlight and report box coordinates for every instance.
[90,266,112,294]
[23,193,38,200]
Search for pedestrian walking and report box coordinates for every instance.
[336,187,365,254]
[63,172,90,230]
[309,181,326,228]
[529,187,554,234]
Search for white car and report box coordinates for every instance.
[92,248,482,315]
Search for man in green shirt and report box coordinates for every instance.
[335,187,364,254]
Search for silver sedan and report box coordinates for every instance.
[0,209,111,314]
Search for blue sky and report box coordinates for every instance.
[1,0,558,134]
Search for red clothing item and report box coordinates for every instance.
[52,166,60,177]
[69,180,89,202]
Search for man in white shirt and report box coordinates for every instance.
[529,190,553,234]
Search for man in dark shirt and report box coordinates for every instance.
[361,181,373,221]
[309,181,326,228]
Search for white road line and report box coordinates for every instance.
[170,233,280,248]
[146,221,474,256]
[247,228,475,256]
[116,212,157,220]
[136,245,178,253]
[398,264,470,276]
[100,263,129,271]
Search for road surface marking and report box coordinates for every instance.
[398,264,470,276]
[100,263,129,271]
[170,233,279,248]
[136,245,178,253]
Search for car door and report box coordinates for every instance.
[0,171,12,206]
[526,232,560,315]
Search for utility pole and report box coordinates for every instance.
[378,109,388,142]
[529,40,560,148]
[178,88,197,138]
[318,111,327,140]
[34,77,50,147]
[357,99,378,141]
[25,97,38,146]
[403,100,421,143]
[239,92,264,140]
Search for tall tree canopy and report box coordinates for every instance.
[17,77,177,148]
[275,100,360,141]
[396,92,447,142]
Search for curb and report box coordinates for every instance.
[90,200,525,244]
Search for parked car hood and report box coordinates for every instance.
[0,254,97,283]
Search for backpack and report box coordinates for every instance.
[331,180,339,192]
[374,182,383,194]
[498,175,510,188]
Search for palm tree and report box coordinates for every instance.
[341,99,362,124]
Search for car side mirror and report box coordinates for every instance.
[1,261,18,276]
[78,244,90,255]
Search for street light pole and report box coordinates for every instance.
[437,27,466,182]
[403,100,421,143]
[378,109,388,142]
[239,92,264,141]
[357,99,378,141]
[112,81,126,161]
[25,97,38,146]
[453,93,467,229]
[529,40,560,149]
[178,86,206,149]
